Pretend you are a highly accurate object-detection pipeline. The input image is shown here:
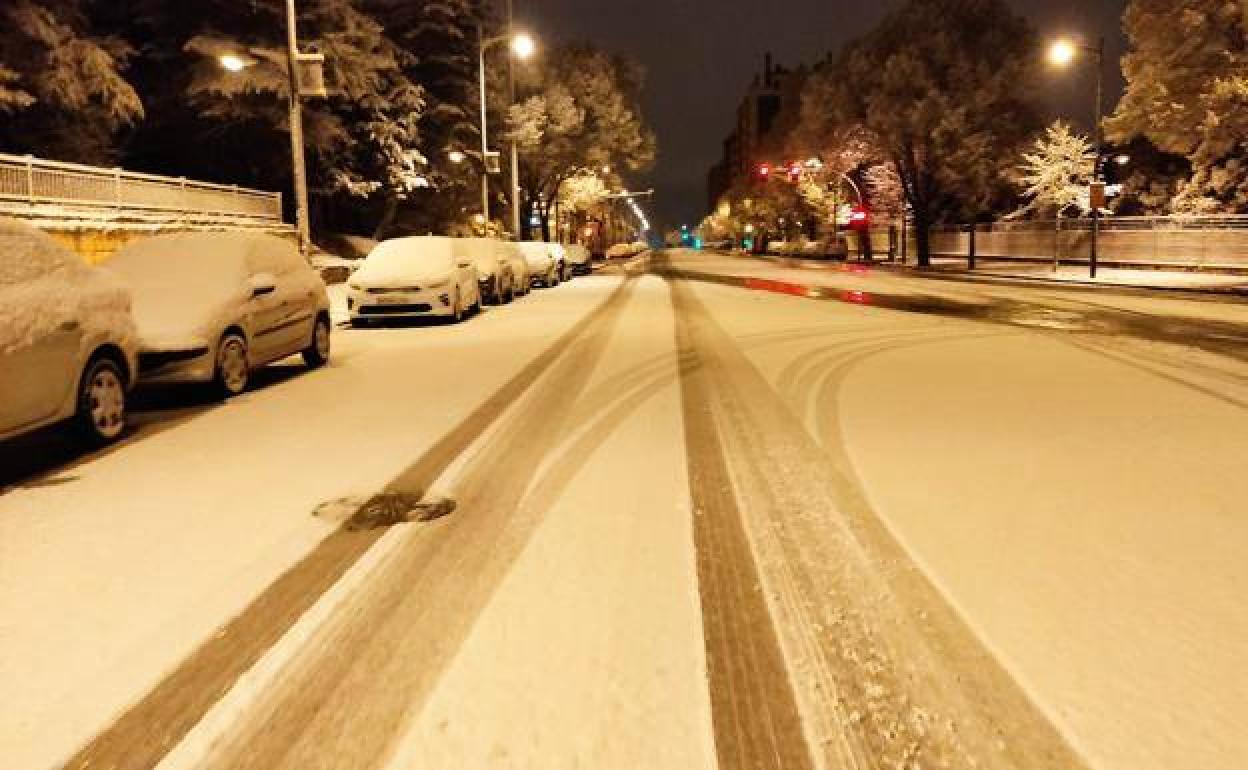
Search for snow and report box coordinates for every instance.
[673,250,1248,770]
[0,218,133,357]
[105,233,252,349]
[352,237,457,287]
[0,275,635,770]
[380,276,715,770]
[927,260,1248,291]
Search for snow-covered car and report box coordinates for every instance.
[107,232,332,398]
[454,237,515,305]
[348,236,481,325]
[517,241,561,288]
[563,243,593,275]
[606,242,637,259]
[494,241,531,297]
[0,218,138,445]
[545,242,569,281]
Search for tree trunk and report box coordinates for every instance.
[967,218,977,270]
[373,196,398,241]
[914,213,932,268]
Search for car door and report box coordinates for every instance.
[0,266,82,434]
[245,238,308,361]
[266,240,319,356]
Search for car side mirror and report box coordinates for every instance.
[249,272,277,297]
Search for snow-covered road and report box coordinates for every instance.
[2,252,1245,770]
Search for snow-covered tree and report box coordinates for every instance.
[1010,121,1096,219]
[830,0,1041,265]
[108,0,424,236]
[0,0,142,163]
[508,45,656,239]
[1107,0,1248,212]
[366,0,491,236]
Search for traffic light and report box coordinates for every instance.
[757,163,771,179]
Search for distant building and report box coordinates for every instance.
[707,53,807,211]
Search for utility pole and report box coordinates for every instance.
[1090,36,1105,279]
[477,23,491,226]
[506,0,522,240]
[285,0,311,256]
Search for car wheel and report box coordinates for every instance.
[75,355,127,445]
[450,294,463,323]
[504,280,515,304]
[550,267,561,287]
[303,315,331,368]
[214,332,250,397]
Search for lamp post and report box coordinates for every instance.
[477,25,535,232]
[1049,36,1106,278]
[284,0,311,257]
[218,0,319,257]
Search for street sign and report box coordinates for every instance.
[1090,182,1106,211]
[296,52,328,99]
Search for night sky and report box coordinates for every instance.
[518,0,1129,231]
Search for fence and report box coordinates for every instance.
[925,216,1248,270]
[0,153,284,227]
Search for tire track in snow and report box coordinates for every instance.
[665,269,1091,770]
[60,274,639,770]
[191,275,674,769]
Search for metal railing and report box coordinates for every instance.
[0,153,283,224]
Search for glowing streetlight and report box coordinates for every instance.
[447,149,467,165]
[219,53,248,73]
[511,33,536,59]
[478,28,540,233]
[1047,34,1107,278]
[1047,39,1078,67]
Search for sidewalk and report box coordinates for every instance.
[902,257,1248,295]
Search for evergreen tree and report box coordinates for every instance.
[0,0,142,163]
[1107,0,1248,212]
[1010,121,1096,219]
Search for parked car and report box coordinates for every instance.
[0,218,138,444]
[107,231,331,398]
[348,236,481,326]
[454,237,515,305]
[563,243,593,275]
[517,241,561,288]
[495,241,531,297]
[546,242,569,281]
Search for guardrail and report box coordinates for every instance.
[0,153,283,225]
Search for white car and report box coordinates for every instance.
[349,236,481,325]
[454,237,516,305]
[495,241,531,297]
[563,243,592,275]
[517,241,561,288]
[107,231,332,397]
[0,218,138,444]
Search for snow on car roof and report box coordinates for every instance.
[356,237,457,284]
[0,217,77,286]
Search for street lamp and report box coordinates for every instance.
[1048,35,1106,278]
[218,53,247,73]
[477,26,536,231]
[447,149,467,165]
